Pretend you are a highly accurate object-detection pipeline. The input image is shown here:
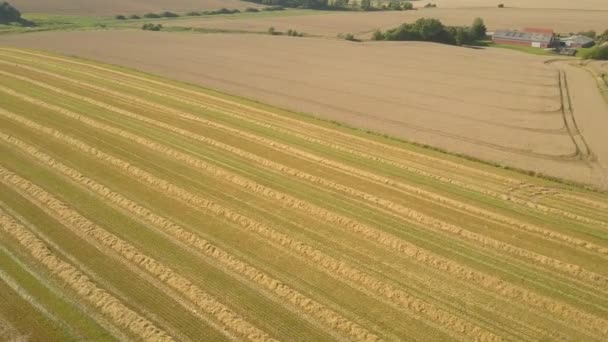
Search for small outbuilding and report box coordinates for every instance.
[561,35,596,48]
[492,28,556,48]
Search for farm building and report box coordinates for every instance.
[561,35,595,48]
[492,28,556,48]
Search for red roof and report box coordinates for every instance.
[524,28,554,35]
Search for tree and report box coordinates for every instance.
[454,27,467,46]
[360,0,372,10]
[0,1,21,23]
[583,45,608,60]
[471,17,486,40]
[413,18,444,40]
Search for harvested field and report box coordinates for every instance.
[412,0,608,10]
[0,48,607,340]
[9,0,257,15]
[1,31,607,187]
[166,7,608,37]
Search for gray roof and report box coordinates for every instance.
[493,30,553,44]
[563,35,595,45]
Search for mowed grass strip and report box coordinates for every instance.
[0,48,606,340]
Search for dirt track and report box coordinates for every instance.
[168,7,608,37]
[10,0,256,15]
[1,30,606,187]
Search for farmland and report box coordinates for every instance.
[8,0,258,15]
[165,7,608,38]
[2,30,607,187]
[0,47,607,340]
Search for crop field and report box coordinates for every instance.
[9,0,257,15]
[413,0,608,10]
[2,31,607,187]
[0,48,607,341]
[166,7,608,37]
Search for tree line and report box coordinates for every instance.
[372,18,487,46]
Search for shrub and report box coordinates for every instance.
[115,15,127,20]
[582,45,608,60]
[497,3,504,8]
[160,11,179,18]
[203,8,240,15]
[245,7,259,12]
[338,33,357,41]
[372,29,385,40]
[403,1,414,10]
[286,29,304,37]
[186,11,201,16]
[143,13,161,18]
[268,26,278,35]
[424,3,437,8]
[129,14,141,19]
[142,23,163,31]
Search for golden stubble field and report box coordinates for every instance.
[413,0,608,10]
[0,48,607,341]
[1,30,606,188]
[166,7,608,37]
[9,0,257,15]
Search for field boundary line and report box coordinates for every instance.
[3,109,606,340]
[0,207,173,342]
[0,132,381,342]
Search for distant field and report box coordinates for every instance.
[167,7,608,37]
[2,30,607,187]
[414,0,608,10]
[9,0,258,15]
[0,47,607,340]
